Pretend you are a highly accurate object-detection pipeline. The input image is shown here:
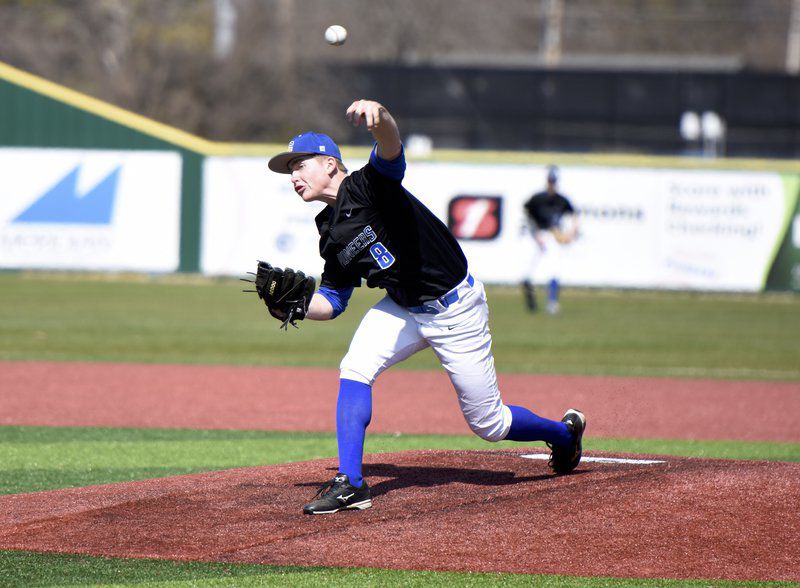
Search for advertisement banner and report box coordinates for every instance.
[0,148,182,272]
[202,157,330,277]
[202,156,791,292]
[764,175,800,292]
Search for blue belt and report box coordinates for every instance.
[408,274,474,315]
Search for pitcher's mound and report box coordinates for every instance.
[0,449,797,582]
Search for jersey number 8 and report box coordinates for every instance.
[369,242,395,269]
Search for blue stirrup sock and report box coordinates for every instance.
[505,405,572,445]
[548,278,560,303]
[336,378,373,488]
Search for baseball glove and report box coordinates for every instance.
[242,261,316,330]
[551,214,579,244]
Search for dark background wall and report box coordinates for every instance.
[345,66,800,157]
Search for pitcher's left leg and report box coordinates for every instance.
[421,279,571,446]
[337,295,429,486]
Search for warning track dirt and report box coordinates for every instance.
[2,361,798,442]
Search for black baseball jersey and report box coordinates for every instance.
[315,152,467,308]
[524,191,575,230]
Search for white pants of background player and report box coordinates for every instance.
[339,274,513,442]
[524,229,563,284]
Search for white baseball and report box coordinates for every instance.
[325,25,347,46]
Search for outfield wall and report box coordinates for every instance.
[1,146,798,292]
[202,156,800,292]
[0,148,182,272]
[2,61,799,291]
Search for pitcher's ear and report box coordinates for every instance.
[325,156,340,174]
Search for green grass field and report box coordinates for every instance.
[2,272,799,379]
[0,272,798,587]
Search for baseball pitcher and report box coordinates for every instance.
[251,100,586,514]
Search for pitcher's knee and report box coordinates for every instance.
[339,352,378,385]
[470,422,505,442]
[466,404,512,442]
[339,366,373,386]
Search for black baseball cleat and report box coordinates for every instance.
[548,409,586,475]
[303,473,372,515]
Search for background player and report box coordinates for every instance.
[522,166,579,314]
[265,99,586,514]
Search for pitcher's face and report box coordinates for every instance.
[290,156,336,202]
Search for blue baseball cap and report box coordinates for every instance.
[268,132,342,174]
[547,166,559,183]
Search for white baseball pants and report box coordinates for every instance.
[339,275,513,442]
[524,229,563,283]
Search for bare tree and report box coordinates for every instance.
[0,0,793,142]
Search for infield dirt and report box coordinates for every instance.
[2,361,799,441]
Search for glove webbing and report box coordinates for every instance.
[281,299,309,330]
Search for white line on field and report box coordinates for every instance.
[520,454,666,465]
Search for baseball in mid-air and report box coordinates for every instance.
[325,25,347,46]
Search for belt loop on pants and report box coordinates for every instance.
[408,273,475,315]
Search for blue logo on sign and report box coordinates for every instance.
[369,242,395,269]
[13,165,120,225]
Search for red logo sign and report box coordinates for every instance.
[448,196,503,240]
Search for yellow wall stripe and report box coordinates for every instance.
[0,61,220,154]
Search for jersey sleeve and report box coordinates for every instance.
[320,258,361,290]
[348,146,407,209]
[317,285,354,318]
[524,194,545,228]
[523,196,535,219]
[368,143,406,182]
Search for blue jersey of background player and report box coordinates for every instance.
[267,99,586,515]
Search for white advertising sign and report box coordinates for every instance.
[202,157,333,277]
[202,156,789,292]
[0,148,182,272]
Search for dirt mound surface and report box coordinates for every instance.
[0,450,797,582]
